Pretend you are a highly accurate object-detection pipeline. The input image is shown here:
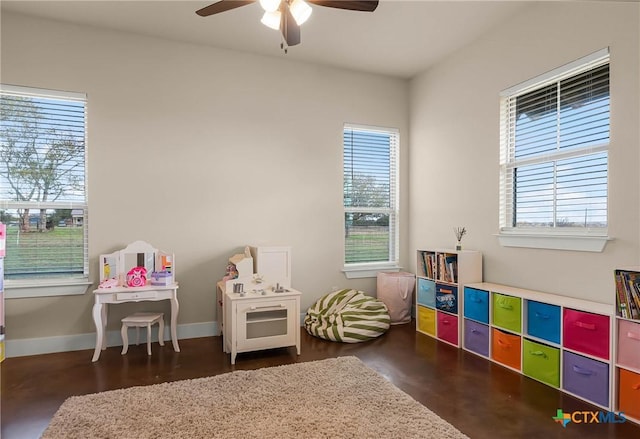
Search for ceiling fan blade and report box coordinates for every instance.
[281,7,301,47]
[196,0,256,17]
[307,0,379,12]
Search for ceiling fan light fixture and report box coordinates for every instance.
[259,0,281,13]
[289,0,312,26]
[260,10,282,30]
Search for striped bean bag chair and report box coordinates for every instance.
[304,289,391,343]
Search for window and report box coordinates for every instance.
[0,84,89,295]
[343,124,399,277]
[498,49,610,251]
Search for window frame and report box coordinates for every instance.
[0,84,91,298]
[497,48,611,252]
[342,123,400,278]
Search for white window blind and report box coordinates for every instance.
[0,84,88,281]
[499,49,609,234]
[343,124,399,265]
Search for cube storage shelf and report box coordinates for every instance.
[613,268,640,424]
[416,249,482,347]
[463,282,615,411]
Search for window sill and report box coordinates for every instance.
[5,279,93,299]
[496,232,611,252]
[342,263,402,279]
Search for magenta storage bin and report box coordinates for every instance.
[563,309,610,360]
[437,312,458,345]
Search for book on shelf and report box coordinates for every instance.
[625,271,640,318]
[429,254,436,279]
[615,271,629,318]
[445,255,457,283]
[420,252,428,277]
[614,269,640,320]
[438,254,448,282]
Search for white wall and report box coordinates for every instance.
[1,12,409,342]
[409,1,640,303]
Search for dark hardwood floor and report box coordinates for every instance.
[2,323,638,438]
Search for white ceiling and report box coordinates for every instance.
[1,0,530,78]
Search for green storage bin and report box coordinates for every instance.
[522,339,560,388]
[492,293,521,333]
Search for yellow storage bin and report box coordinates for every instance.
[417,306,436,336]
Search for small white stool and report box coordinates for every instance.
[121,312,165,355]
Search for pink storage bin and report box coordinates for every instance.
[437,311,459,346]
[617,319,640,370]
[563,309,610,360]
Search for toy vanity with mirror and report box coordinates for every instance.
[99,240,174,288]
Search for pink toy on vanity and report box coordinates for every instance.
[126,266,147,287]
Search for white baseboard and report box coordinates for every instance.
[5,321,220,358]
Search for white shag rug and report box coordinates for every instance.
[42,356,468,439]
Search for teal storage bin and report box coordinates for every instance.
[417,278,436,308]
[527,301,561,344]
[464,287,489,324]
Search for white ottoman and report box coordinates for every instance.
[121,312,165,355]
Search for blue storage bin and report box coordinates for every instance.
[527,301,561,344]
[464,287,489,324]
[435,283,458,314]
[417,278,436,308]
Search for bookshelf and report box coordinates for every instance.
[415,249,482,347]
[613,268,640,424]
[463,282,615,412]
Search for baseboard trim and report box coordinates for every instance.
[5,321,220,358]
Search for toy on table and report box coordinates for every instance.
[126,266,147,287]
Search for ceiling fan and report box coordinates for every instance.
[196,1,379,50]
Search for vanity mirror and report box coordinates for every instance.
[99,241,174,287]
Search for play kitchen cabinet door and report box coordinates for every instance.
[236,299,298,351]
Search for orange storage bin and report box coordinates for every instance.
[492,328,521,370]
[618,368,640,420]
